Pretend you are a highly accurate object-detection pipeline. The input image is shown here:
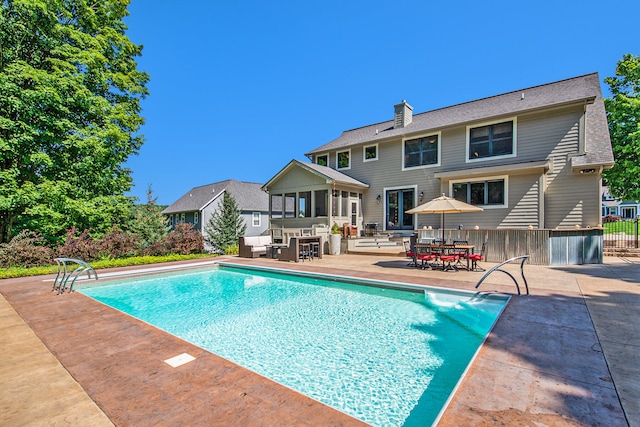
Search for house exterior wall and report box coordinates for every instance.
[316,105,602,231]
[241,211,269,237]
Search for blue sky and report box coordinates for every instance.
[123,0,639,205]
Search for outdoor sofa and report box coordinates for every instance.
[238,235,272,258]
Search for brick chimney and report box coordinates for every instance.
[394,100,413,128]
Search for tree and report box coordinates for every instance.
[603,54,640,201]
[127,185,169,251]
[0,1,149,243]
[205,192,247,253]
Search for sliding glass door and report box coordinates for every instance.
[386,189,414,230]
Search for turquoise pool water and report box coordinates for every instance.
[79,265,509,426]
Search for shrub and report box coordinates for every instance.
[143,240,170,257]
[0,230,55,268]
[224,244,239,255]
[56,227,101,261]
[97,226,140,259]
[163,223,204,255]
[603,214,622,223]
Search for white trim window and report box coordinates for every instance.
[315,153,328,166]
[363,144,378,162]
[450,175,508,208]
[466,118,517,162]
[194,212,199,224]
[402,132,441,170]
[180,213,185,222]
[252,212,261,227]
[336,149,351,170]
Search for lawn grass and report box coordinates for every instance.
[603,220,639,235]
[0,253,218,280]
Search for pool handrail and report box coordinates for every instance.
[474,255,530,295]
[53,258,98,294]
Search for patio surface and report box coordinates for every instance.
[1,254,638,426]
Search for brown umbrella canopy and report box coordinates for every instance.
[405,193,483,241]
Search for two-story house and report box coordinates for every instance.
[162,180,269,246]
[264,73,613,240]
[602,185,639,220]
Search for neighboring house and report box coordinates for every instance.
[602,185,639,219]
[162,180,269,244]
[264,73,614,235]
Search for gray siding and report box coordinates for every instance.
[241,211,269,237]
[325,105,601,230]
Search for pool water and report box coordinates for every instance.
[79,265,508,426]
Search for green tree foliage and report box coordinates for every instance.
[0,0,149,243]
[205,192,247,254]
[127,185,169,251]
[603,54,640,201]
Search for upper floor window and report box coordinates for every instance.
[336,150,350,170]
[468,120,515,161]
[252,212,261,227]
[403,134,439,169]
[363,144,378,162]
[452,177,506,207]
[316,154,328,166]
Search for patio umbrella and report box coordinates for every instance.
[405,193,483,242]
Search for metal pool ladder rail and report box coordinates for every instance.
[52,258,98,294]
[475,255,530,295]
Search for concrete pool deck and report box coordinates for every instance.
[1,255,638,426]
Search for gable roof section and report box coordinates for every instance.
[262,159,369,191]
[305,73,613,166]
[162,179,268,214]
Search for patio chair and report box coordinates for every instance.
[466,241,487,272]
[439,244,459,272]
[453,240,468,269]
[417,251,438,270]
[404,240,417,266]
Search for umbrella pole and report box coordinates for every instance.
[441,212,445,243]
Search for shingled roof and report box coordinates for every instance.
[305,73,613,167]
[162,179,268,214]
[262,159,369,190]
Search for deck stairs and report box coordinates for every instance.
[346,235,405,256]
[603,248,640,257]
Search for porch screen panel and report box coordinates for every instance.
[341,191,349,217]
[271,194,283,218]
[315,190,328,216]
[285,193,296,218]
[299,192,311,218]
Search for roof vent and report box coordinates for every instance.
[394,100,413,129]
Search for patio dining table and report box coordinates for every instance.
[414,243,475,271]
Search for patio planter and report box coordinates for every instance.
[329,234,341,255]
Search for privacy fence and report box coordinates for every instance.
[417,228,603,265]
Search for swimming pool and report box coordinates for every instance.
[79,264,509,426]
